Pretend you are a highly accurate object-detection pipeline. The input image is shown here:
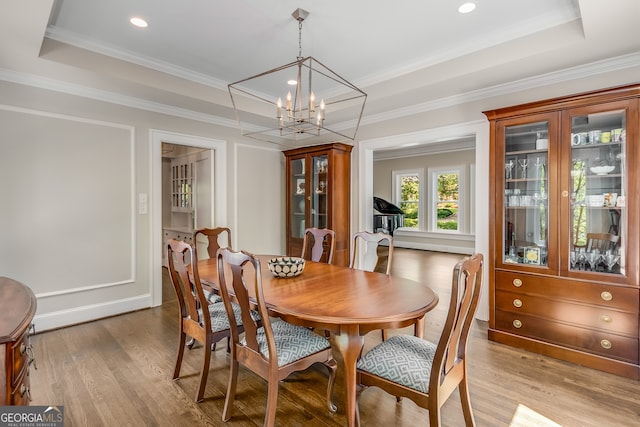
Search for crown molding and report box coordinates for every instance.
[0,67,238,128]
[45,26,229,90]
[361,51,640,126]
[2,52,639,132]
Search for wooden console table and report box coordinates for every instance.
[1,277,37,405]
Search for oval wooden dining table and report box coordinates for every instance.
[196,255,439,427]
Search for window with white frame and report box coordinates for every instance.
[429,167,464,233]
[392,169,424,229]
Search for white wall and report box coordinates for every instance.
[0,80,283,331]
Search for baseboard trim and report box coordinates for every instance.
[33,295,152,333]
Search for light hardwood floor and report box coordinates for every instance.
[30,249,640,426]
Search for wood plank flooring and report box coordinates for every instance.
[29,249,640,426]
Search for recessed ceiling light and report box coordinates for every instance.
[458,2,476,14]
[130,17,148,28]
[287,79,297,85]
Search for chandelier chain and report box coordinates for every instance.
[297,19,303,60]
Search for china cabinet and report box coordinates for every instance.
[283,143,352,266]
[170,156,195,212]
[1,277,37,405]
[484,84,640,378]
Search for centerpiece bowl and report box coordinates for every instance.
[268,257,305,277]
[590,165,615,175]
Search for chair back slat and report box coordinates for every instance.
[301,228,336,263]
[433,253,483,386]
[350,231,394,275]
[195,227,232,260]
[167,239,211,333]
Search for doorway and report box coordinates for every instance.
[151,130,227,306]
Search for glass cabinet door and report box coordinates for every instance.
[311,154,328,228]
[568,109,626,275]
[503,120,550,266]
[290,157,306,239]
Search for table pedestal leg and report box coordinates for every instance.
[333,325,364,427]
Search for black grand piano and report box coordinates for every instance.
[373,197,405,236]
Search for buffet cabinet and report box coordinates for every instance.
[484,84,640,378]
[283,143,352,267]
[1,277,37,405]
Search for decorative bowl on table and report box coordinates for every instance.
[590,165,614,175]
[268,257,305,277]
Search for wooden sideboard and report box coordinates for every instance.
[1,277,37,405]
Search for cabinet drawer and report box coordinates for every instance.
[495,310,639,363]
[10,372,30,406]
[10,330,30,386]
[495,270,639,311]
[496,290,638,337]
[545,276,638,311]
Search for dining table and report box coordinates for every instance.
[196,255,439,427]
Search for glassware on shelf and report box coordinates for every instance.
[518,158,529,179]
[603,252,620,272]
[505,159,515,179]
[534,157,545,178]
[570,250,578,269]
[586,251,601,271]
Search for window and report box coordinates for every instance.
[392,169,423,229]
[429,167,464,233]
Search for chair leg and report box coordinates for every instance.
[222,359,239,422]
[325,359,338,413]
[195,336,212,402]
[381,329,388,341]
[264,374,279,427]
[428,405,442,427]
[173,330,186,380]
[459,376,476,427]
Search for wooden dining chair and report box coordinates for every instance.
[356,253,484,427]
[586,232,619,253]
[350,231,394,340]
[216,247,338,425]
[349,231,394,275]
[167,239,245,402]
[301,227,336,263]
[194,227,232,303]
[194,227,232,260]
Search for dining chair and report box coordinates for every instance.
[194,227,232,260]
[167,239,246,403]
[194,227,232,303]
[301,227,336,263]
[350,230,394,340]
[585,232,619,253]
[349,230,394,275]
[356,253,484,427]
[216,247,338,426]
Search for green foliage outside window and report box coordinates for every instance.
[400,176,419,228]
[437,173,459,230]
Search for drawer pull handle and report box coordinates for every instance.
[600,339,612,349]
[513,278,523,287]
[600,315,612,323]
[513,299,523,308]
[513,319,522,328]
[600,291,613,301]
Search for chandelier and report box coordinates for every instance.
[228,8,367,144]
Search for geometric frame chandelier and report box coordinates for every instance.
[228,8,367,145]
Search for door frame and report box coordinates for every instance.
[150,130,227,306]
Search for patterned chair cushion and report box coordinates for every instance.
[198,301,260,333]
[356,334,437,393]
[243,321,331,367]
[204,289,223,304]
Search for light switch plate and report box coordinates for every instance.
[138,193,148,214]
